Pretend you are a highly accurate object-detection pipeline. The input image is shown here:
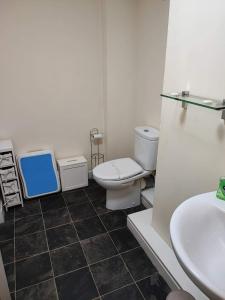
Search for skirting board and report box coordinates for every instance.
[127,209,209,300]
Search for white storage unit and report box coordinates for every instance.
[57,156,88,192]
[0,140,23,210]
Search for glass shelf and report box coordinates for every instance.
[161,92,225,111]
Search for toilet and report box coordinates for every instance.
[93,127,159,210]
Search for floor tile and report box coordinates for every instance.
[15,214,44,237]
[16,279,58,300]
[55,267,98,300]
[63,189,89,206]
[0,221,14,241]
[75,216,106,240]
[90,255,132,294]
[102,284,143,300]
[81,233,117,264]
[43,207,71,229]
[0,239,14,264]
[40,194,65,212]
[86,187,106,202]
[46,223,78,250]
[100,211,127,231]
[91,198,111,215]
[15,231,48,260]
[16,252,53,290]
[50,243,86,276]
[124,204,146,215]
[69,202,96,222]
[4,208,14,222]
[5,263,15,292]
[86,179,99,189]
[137,274,171,300]
[122,247,157,281]
[15,199,41,220]
[109,227,139,253]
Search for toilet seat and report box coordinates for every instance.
[93,158,143,181]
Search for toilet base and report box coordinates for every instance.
[106,180,141,210]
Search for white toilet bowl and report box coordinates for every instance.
[93,127,159,210]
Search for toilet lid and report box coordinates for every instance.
[93,158,143,181]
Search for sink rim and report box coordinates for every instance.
[170,191,225,300]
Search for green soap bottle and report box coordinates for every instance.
[216,177,225,201]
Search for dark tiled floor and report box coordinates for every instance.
[46,224,78,250]
[122,247,157,281]
[99,211,127,231]
[15,214,44,237]
[68,202,96,222]
[0,180,170,299]
[109,227,139,253]
[55,267,98,300]
[81,233,117,264]
[50,243,87,276]
[16,252,53,290]
[43,207,71,229]
[102,284,143,300]
[15,231,48,261]
[75,216,106,240]
[90,255,133,294]
[16,279,57,300]
[63,189,89,206]
[0,239,14,264]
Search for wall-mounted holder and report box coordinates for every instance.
[90,128,104,170]
[161,92,225,119]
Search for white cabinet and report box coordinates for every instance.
[57,156,88,192]
[0,140,23,210]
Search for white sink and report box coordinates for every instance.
[170,191,225,300]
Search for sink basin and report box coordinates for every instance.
[170,191,225,300]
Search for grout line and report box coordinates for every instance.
[15,229,45,240]
[14,250,49,264]
[53,265,87,279]
[39,199,59,300]
[87,246,141,267]
[15,277,56,294]
[119,254,146,300]
[99,281,135,298]
[62,193,102,300]
[14,211,42,222]
[45,221,72,231]
[48,241,79,252]
[0,237,14,244]
[135,272,160,284]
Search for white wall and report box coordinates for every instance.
[152,0,225,244]
[136,0,169,129]
[104,0,137,160]
[0,0,169,166]
[104,0,169,160]
[0,0,104,163]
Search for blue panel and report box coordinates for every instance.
[20,153,58,197]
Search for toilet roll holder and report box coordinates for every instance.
[90,128,104,170]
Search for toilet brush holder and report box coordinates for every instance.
[90,128,104,170]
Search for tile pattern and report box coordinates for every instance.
[0,179,170,299]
